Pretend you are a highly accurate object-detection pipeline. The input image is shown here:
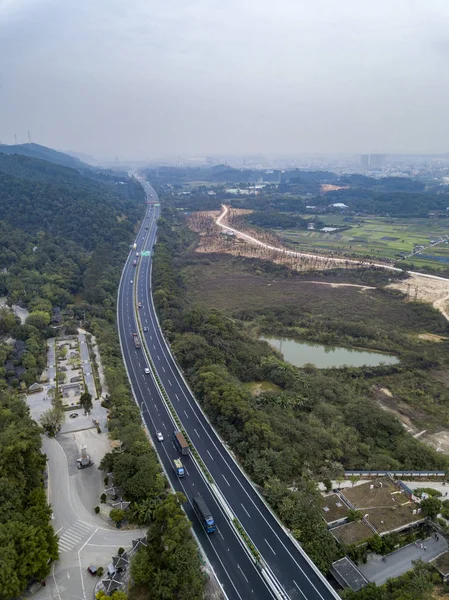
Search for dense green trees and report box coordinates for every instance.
[131,493,205,600]
[0,394,59,599]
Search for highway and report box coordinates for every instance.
[117,181,340,600]
[117,201,273,600]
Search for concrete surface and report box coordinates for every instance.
[25,427,146,600]
[79,333,97,400]
[358,535,448,585]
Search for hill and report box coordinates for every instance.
[0,142,87,170]
[0,154,143,250]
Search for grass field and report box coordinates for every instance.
[278,215,449,268]
[182,255,446,337]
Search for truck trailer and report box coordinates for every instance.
[132,333,141,349]
[173,430,189,455]
[192,494,215,533]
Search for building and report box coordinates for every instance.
[360,154,370,168]
[360,154,387,169]
[370,154,386,169]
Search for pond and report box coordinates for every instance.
[261,336,399,369]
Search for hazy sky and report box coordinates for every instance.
[1,0,449,160]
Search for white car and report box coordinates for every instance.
[156,431,164,442]
[144,367,150,374]
[130,280,133,284]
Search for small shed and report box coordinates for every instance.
[330,557,369,592]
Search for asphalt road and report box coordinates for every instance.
[117,182,339,600]
[117,205,272,600]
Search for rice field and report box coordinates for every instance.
[278,215,449,268]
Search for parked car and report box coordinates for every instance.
[69,413,79,419]
[156,431,164,442]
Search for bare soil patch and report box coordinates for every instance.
[387,273,449,321]
[418,333,447,342]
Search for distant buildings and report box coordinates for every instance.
[360,154,387,169]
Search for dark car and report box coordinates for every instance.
[69,413,79,419]
[143,326,148,332]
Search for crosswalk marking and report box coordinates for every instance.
[58,520,92,552]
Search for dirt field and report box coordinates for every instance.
[187,207,449,320]
[387,273,449,320]
[188,209,370,273]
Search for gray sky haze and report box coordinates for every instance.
[1,0,449,159]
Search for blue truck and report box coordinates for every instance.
[192,494,215,533]
[173,459,185,478]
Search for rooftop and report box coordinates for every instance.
[320,493,349,524]
[331,520,374,546]
[431,551,449,577]
[340,477,423,534]
[330,557,368,592]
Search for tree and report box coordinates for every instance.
[26,310,50,329]
[131,493,205,600]
[420,496,441,520]
[109,508,126,525]
[80,392,93,414]
[40,407,64,437]
[96,591,128,600]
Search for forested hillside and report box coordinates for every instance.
[0,155,205,599]
[0,155,146,596]
[0,142,88,170]
[0,394,59,599]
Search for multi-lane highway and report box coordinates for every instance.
[117,180,340,600]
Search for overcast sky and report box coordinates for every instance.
[1,0,449,160]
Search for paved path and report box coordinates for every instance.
[27,433,146,600]
[79,333,97,399]
[358,536,448,585]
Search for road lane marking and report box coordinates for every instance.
[265,539,277,555]
[222,474,230,486]
[207,449,214,460]
[237,564,249,583]
[293,580,308,599]
[168,379,172,386]
[194,428,200,438]
[241,503,251,518]
[162,422,167,429]
[175,394,179,401]
[183,410,189,419]
[153,344,156,349]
